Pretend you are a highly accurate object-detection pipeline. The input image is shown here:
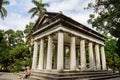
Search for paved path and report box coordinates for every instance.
[0,72,22,80]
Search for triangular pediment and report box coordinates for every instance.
[32,12,59,32]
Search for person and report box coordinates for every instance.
[23,65,31,79]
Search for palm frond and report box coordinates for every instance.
[32,0,39,6]
[28,7,37,13]
[29,0,49,18]
[3,0,9,5]
[1,7,7,16]
[0,10,3,19]
[43,3,49,7]
[0,7,7,19]
[31,10,38,18]
[0,0,3,9]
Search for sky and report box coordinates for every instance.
[0,0,94,31]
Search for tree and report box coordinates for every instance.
[24,22,34,54]
[28,0,49,18]
[8,45,32,72]
[0,0,3,9]
[87,0,120,56]
[15,30,24,45]
[105,37,120,72]
[5,29,15,47]
[0,29,32,72]
[24,22,34,44]
[0,30,4,43]
[0,0,9,19]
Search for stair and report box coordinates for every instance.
[30,70,120,80]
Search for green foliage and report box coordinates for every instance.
[0,30,4,43]
[105,37,120,72]
[0,0,9,19]
[8,45,32,72]
[29,0,49,18]
[0,29,32,72]
[87,0,120,57]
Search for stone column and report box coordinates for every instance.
[44,42,47,69]
[80,39,86,71]
[46,35,53,70]
[70,36,76,70]
[95,44,101,70]
[53,43,57,69]
[38,39,44,70]
[57,31,64,71]
[76,48,79,68]
[101,46,106,70]
[88,42,95,70]
[64,46,66,69]
[32,41,38,69]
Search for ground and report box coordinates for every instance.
[0,72,23,80]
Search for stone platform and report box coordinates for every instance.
[30,70,120,80]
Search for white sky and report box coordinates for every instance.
[0,0,94,31]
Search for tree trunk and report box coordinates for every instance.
[0,0,3,9]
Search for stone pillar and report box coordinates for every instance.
[70,36,76,70]
[80,39,86,71]
[53,43,57,69]
[57,31,64,71]
[44,42,47,69]
[46,35,53,70]
[88,42,95,70]
[76,48,79,68]
[32,41,38,69]
[38,39,44,70]
[64,46,66,69]
[101,46,106,70]
[95,44,101,70]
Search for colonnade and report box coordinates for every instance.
[32,31,106,71]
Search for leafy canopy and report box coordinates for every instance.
[87,0,120,56]
[28,0,49,18]
[0,0,9,19]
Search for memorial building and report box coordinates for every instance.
[31,12,106,79]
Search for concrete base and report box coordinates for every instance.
[30,70,120,80]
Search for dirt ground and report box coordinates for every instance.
[0,72,26,80]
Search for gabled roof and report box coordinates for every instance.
[32,12,106,41]
[31,12,60,32]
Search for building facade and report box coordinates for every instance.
[31,12,106,72]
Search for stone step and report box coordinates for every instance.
[31,71,116,77]
[88,74,120,80]
[32,70,110,75]
[30,71,120,80]
[31,73,120,79]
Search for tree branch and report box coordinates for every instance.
[0,0,3,9]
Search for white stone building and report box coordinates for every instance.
[31,12,107,79]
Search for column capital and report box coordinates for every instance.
[88,40,93,43]
[58,30,64,33]
[100,44,105,47]
[34,39,39,43]
[38,38,45,43]
[79,37,87,41]
[47,33,55,37]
